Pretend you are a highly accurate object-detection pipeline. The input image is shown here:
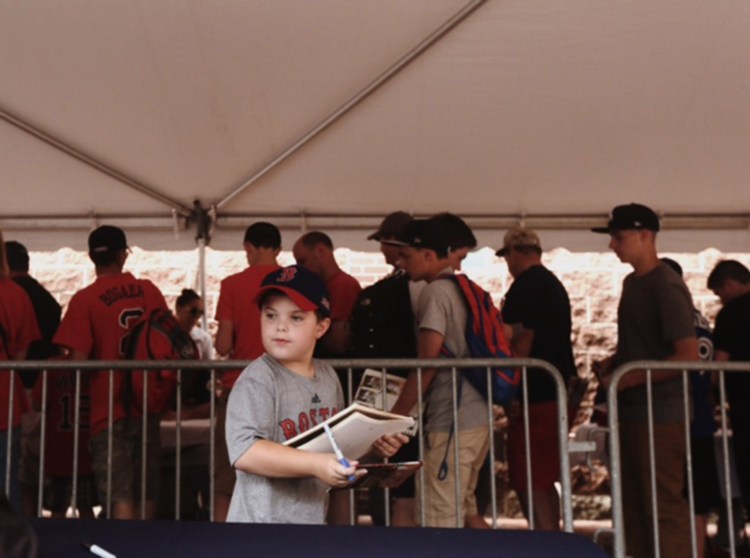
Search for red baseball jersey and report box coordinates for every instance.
[53,272,167,436]
[326,270,362,322]
[215,264,280,388]
[33,369,93,476]
[0,278,41,429]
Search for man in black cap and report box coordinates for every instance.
[592,203,697,558]
[54,225,169,520]
[389,218,490,529]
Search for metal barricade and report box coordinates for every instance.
[607,360,750,558]
[3,358,573,530]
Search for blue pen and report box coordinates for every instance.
[323,423,356,482]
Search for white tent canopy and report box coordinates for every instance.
[2,0,750,252]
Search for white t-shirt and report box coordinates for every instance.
[190,326,214,360]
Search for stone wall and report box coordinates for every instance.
[26,246,749,379]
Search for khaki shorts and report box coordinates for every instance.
[214,392,235,497]
[417,425,490,527]
[90,417,161,506]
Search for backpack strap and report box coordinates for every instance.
[435,275,466,481]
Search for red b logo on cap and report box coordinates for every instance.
[278,267,297,283]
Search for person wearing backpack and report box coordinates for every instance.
[125,305,199,519]
[389,218,491,528]
[497,227,576,531]
[53,225,169,519]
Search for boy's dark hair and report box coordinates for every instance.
[707,260,750,290]
[4,241,29,273]
[399,219,451,259]
[660,257,683,277]
[298,231,334,250]
[258,288,328,322]
[89,249,121,268]
[176,288,201,308]
[432,212,477,249]
[244,222,281,249]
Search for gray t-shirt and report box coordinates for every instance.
[418,272,489,431]
[225,354,344,523]
[613,263,696,423]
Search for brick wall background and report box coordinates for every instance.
[26,246,749,380]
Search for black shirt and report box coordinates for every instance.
[501,264,576,404]
[13,274,62,387]
[13,275,61,346]
[713,290,750,405]
[349,271,417,373]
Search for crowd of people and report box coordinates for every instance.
[1,203,749,558]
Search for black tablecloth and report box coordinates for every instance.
[31,518,609,558]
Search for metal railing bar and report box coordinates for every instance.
[683,370,698,558]
[521,365,533,530]
[608,360,750,558]
[106,368,113,519]
[175,369,182,521]
[486,365,498,529]
[645,369,660,558]
[37,368,48,517]
[72,368,82,518]
[450,366,461,528]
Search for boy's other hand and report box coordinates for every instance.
[372,433,409,459]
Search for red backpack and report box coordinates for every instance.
[124,309,198,415]
[439,274,518,408]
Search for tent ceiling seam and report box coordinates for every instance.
[213,0,490,212]
[0,105,193,218]
[4,212,749,233]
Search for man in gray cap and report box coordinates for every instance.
[593,203,696,558]
[496,227,575,531]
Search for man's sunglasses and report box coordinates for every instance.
[189,308,205,317]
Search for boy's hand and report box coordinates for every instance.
[315,454,363,488]
[371,433,409,459]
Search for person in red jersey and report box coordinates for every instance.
[213,222,281,521]
[292,231,361,360]
[0,231,41,513]
[53,225,167,520]
[32,367,96,519]
[292,230,362,525]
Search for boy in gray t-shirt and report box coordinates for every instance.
[389,218,490,528]
[225,265,405,523]
[592,204,697,558]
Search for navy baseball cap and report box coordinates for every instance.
[254,265,331,317]
[591,203,660,233]
[389,218,452,255]
[4,241,30,272]
[432,212,477,249]
[88,225,129,253]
